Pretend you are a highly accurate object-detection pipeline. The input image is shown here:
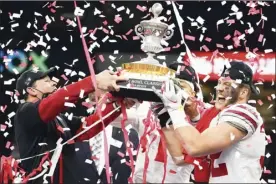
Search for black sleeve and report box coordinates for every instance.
[59,114,82,136]
[17,101,45,130]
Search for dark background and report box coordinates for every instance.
[0,1,275,181]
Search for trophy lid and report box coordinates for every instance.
[140,3,168,32]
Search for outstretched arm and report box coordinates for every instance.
[38,70,126,123]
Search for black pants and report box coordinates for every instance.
[100,127,139,184]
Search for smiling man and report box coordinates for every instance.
[154,61,265,183]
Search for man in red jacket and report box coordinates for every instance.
[14,68,135,184]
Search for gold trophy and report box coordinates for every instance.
[112,3,175,102]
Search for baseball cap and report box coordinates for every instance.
[168,62,199,93]
[221,61,259,95]
[16,67,56,98]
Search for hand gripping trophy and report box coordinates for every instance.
[112,3,175,102]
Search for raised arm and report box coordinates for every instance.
[38,76,95,123]
[38,70,126,123]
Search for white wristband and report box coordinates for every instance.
[167,108,191,130]
[173,119,191,130]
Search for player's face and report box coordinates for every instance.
[178,79,196,98]
[34,76,57,95]
[215,77,239,110]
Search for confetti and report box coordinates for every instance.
[85,159,93,164]
[184,34,195,41]
[203,75,210,83]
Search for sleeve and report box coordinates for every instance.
[219,104,261,137]
[75,101,122,141]
[59,114,83,136]
[38,76,95,123]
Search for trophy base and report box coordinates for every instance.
[111,78,163,102]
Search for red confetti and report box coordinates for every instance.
[1,124,7,131]
[184,34,196,41]
[136,5,147,12]
[258,34,264,42]
[202,45,210,52]
[224,34,231,40]
[163,47,171,52]
[5,141,11,149]
[205,37,212,42]
[103,20,108,26]
[169,169,177,174]
[257,99,263,106]
[125,29,133,35]
[226,19,235,24]
[117,151,125,158]
[67,139,75,144]
[99,55,105,62]
[50,8,56,13]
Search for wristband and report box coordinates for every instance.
[167,108,191,130]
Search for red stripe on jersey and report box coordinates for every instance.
[235,104,259,119]
[224,109,258,129]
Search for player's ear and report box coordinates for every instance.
[239,87,249,99]
[26,87,37,96]
[191,91,196,97]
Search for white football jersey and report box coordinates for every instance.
[134,134,193,183]
[208,103,266,183]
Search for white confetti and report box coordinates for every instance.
[74,7,84,16]
[4,79,15,85]
[196,16,205,25]
[102,35,109,43]
[261,15,267,21]
[117,6,125,12]
[109,138,123,148]
[34,12,42,16]
[266,153,271,158]
[203,75,210,83]
[84,3,90,9]
[217,19,224,26]
[248,27,254,34]
[236,12,243,20]
[221,1,226,5]
[85,159,93,164]
[4,132,9,137]
[230,132,235,140]
[120,158,126,164]
[231,4,239,12]
[207,7,211,11]
[41,50,48,57]
[79,90,85,99]
[11,23,19,28]
[38,143,48,146]
[157,55,166,60]
[64,102,76,108]
[62,47,67,51]
[264,49,273,53]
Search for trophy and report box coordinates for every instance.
[112,3,175,102]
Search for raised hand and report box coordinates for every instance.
[96,70,128,92]
[152,80,188,112]
[150,102,171,128]
[153,79,189,127]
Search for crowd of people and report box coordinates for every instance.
[1,60,266,183]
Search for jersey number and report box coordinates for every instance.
[210,152,228,177]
